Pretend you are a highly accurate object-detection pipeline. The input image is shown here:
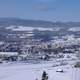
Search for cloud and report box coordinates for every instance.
[36,0,54,2]
[34,5,49,11]
[32,0,57,12]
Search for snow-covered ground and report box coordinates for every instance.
[6,26,60,31]
[68,27,80,32]
[0,62,80,80]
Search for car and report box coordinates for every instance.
[56,69,64,72]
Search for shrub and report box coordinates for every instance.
[74,62,80,68]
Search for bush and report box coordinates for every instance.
[74,62,80,68]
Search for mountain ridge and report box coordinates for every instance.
[0,18,80,27]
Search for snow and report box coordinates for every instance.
[6,26,60,31]
[0,41,4,45]
[68,27,80,32]
[0,52,18,56]
[0,62,80,80]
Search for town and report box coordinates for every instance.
[0,26,79,66]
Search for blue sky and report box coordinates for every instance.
[0,0,80,21]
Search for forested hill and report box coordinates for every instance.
[0,18,80,27]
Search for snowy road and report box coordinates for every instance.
[0,63,80,80]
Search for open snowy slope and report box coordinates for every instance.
[0,63,80,80]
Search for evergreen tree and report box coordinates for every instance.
[42,71,48,80]
[35,78,38,80]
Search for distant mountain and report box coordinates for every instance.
[0,18,80,27]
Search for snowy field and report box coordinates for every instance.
[6,26,60,31]
[0,62,80,80]
[68,27,80,32]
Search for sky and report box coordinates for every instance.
[0,0,80,22]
